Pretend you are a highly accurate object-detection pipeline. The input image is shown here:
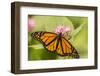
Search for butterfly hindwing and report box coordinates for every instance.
[61,37,80,58]
[56,39,64,55]
[61,37,72,54]
[46,39,57,52]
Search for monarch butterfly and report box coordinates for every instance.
[31,31,80,58]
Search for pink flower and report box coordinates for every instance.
[28,18,36,32]
[55,25,71,35]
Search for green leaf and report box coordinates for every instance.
[28,47,58,60]
[67,16,87,29]
[70,21,88,58]
[71,22,84,38]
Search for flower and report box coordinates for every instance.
[28,18,36,32]
[55,25,71,35]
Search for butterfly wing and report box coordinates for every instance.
[59,37,80,58]
[31,31,57,52]
[31,31,80,58]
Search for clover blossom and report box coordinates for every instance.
[55,25,71,35]
[28,18,36,32]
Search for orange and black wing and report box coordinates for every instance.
[31,31,57,52]
[31,31,80,58]
[58,37,80,58]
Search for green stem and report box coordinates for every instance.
[28,44,44,49]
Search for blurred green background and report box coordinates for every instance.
[28,15,88,61]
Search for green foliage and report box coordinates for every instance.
[28,16,88,60]
[32,16,74,32]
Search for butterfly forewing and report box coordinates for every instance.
[40,32,57,45]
